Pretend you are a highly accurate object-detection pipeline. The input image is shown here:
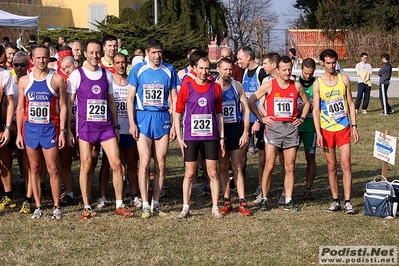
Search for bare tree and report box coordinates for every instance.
[224,0,277,55]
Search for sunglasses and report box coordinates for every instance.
[14,63,28,68]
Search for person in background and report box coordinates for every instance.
[354,52,372,114]
[378,54,394,116]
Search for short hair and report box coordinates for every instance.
[102,35,117,45]
[5,42,18,51]
[59,45,72,52]
[360,52,368,58]
[59,36,67,42]
[0,45,5,56]
[217,57,232,67]
[43,36,52,44]
[29,34,37,42]
[114,52,127,61]
[31,44,49,58]
[276,55,292,69]
[381,54,390,61]
[193,57,210,67]
[84,39,103,52]
[238,46,255,61]
[187,47,199,56]
[301,58,316,69]
[264,52,280,64]
[289,48,296,56]
[134,49,144,56]
[146,39,163,51]
[2,36,10,43]
[61,55,75,65]
[189,50,208,67]
[67,39,81,48]
[320,49,338,61]
[13,51,28,64]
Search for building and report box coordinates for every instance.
[1,0,147,30]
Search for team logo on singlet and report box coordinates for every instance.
[198,97,207,107]
[226,90,235,100]
[250,78,256,87]
[28,92,35,101]
[91,85,101,94]
[290,93,295,97]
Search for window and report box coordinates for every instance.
[88,2,106,30]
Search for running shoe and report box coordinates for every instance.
[202,182,211,194]
[141,207,151,219]
[130,196,143,208]
[178,209,190,219]
[151,207,167,217]
[60,194,74,205]
[303,189,313,200]
[248,146,257,155]
[97,196,107,208]
[326,201,341,212]
[253,194,262,204]
[253,186,261,196]
[212,208,223,219]
[160,186,168,198]
[115,204,134,217]
[361,110,367,114]
[31,208,43,219]
[219,200,233,215]
[284,200,300,212]
[258,198,268,212]
[344,202,355,214]
[192,184,206,197]
[0,196,16,210]
[19,201,31,214]
[52,207,62,220]
[278,194,285,206]
[239,202,253,216]
[80,208,93,220]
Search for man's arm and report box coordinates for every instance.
[127,84,138,139]
[248,81,271,122]
[16,76,28,149]
[108,93,119,141]
[342,74,359,144]
[0,74,14,147]
[169,88,178,141]
[312,80,323,148]
[53,75,67,149]
[236,81,250,147]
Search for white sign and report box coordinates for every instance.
[373,131,397,165]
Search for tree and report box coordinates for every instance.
[293,0,321,28]
[225,0,277,55]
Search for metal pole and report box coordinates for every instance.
[154,0,158,26]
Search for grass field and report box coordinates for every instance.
[1,98,399,265]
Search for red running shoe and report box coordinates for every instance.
[239,202,253,216]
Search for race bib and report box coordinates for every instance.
[274,98,293,118]
[115,97,127,117]
[86,99,107,122]
[191,114,213,136]
[143,84,164,106]
[222,101,237,123]
[28,102,50,124]
[326,96,346,119]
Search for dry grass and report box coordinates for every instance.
[1,98,399,265]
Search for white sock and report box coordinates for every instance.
[212,206,219,211]
[143,201,150,209]
[285,197,292,204]
[84,205,91,210]
[151,200,159,210]
[116,200,123,209]
[262,198,268,201]
[67,192,74,198]
[183,204,190,211]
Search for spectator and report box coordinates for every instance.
[355,52,372,114]
[378,54,394,115]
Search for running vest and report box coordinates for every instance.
[99,58,115,74]
[24,71,59,127]
[183,81,218,141]
[113,81,130,135]
[128,61,177,111]
[242,66,261,123]
[266,79,298,122]
[297,77,316,132]
[222,79,241,124]
[318,73,350,132]
[76,67,113,133]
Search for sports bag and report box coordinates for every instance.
[364,176,397,218]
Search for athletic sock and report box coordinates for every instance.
[183,204,190,211]
[285,197,292,204]
[151,200,159,210]
[116,200,123,209]
[142,201,150,209]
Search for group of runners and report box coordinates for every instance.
[0,34,359,220]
